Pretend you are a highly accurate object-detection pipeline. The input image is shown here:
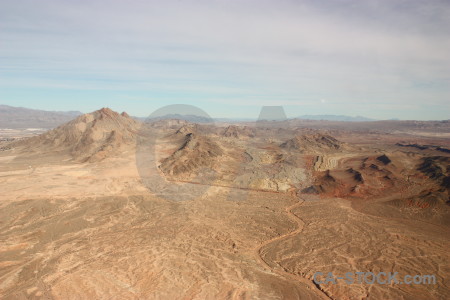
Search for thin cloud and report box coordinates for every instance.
[0,0,449,119]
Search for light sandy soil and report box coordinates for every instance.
[1,118,449,299]
[1,150,449,299]
[262,197,450,299]
[0,154,323,299]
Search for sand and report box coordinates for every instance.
[1,113,449,299]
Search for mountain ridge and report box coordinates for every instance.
[11,107,139,162]
[0,104,82,129]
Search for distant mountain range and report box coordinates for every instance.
[214,115,376,122]
[139,113,214,123]
[295,115,375,122]
[0,104,381,128]
[143,114,376,123]
[0,105,82,128]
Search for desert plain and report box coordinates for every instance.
[0,108,449,299]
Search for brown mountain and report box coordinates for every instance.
[159,133,223,177]
[280,133,342,153]
[13,108,139,162]
[221,125,255,138]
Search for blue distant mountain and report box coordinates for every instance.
[295,115,376,122]
[0,104,82,128]
[140,114,214,123]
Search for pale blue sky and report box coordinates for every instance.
[1,0,449,119]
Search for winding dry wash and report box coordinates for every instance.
[253,198,332,299]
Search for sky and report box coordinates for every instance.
[1,0,449,120]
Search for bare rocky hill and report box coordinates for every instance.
[280,133,343,152]
[160,133,223,177]
[11,108,139,162]
[221,125,255,138]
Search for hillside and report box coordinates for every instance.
[280,133,343,153]
[159,133,223,177]
[12,108,139,162]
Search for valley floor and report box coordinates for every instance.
[1,155,449,299]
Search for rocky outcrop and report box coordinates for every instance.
[281,133,342,153]
[12,107,139,162]
[221,125,255,138]
[376,154,391,165]
[159,133,223,176]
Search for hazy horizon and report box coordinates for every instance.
[1,0,449,120]
[3,102,449,122]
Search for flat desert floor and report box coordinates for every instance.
[1,155,448,300]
